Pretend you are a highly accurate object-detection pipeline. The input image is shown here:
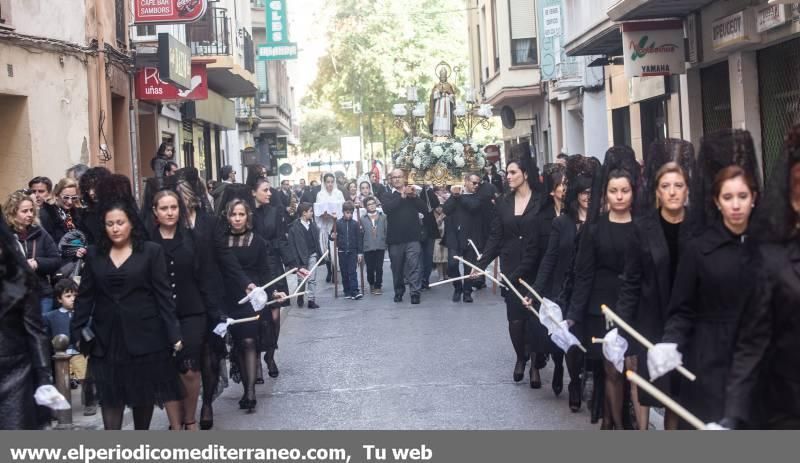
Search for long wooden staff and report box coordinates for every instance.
[626,371,706,430]
[238,267,299,304]
[292,249,329,295]
[358,206,365,293]
[518,278,587,353]
[454,255,506,289]
[333,217,339,298]
[601,304,697,382]
[492,260,499,295]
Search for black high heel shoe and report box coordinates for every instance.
[265,352,279,378]
[513,358,527,382]
[552,361,564,396]
[239,396,257,413]
[199,403,213,430]
[530,366,542,389]
[568,381,581,412]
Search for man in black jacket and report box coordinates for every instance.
[380,169,428,304]
[443,174,484,302]
[419,186,441,290]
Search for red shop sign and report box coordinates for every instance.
[135,63,208,101]
[134,0,207,24]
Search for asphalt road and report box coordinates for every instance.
[75,261,596,430]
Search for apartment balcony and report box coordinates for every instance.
[553,59,585,91]
[607,0,715,21]
[188,7,257,98]
[256,92,293,136]
[235,98,261,131]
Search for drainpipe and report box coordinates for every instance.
[94,0,111,170]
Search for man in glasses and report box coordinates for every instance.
[381,169,428,304]
[442,174,484,303]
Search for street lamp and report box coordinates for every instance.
[392,86,426,138]
[455,86,493,143]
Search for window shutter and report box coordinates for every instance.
[509,0,537,39]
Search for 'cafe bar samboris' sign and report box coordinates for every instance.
[712,10,760,52]
[134,0,207,24]
[622,20,686,78]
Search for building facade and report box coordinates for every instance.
[467,0,546,165]
[0,0,134,199]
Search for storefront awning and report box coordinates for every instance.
[565,21,623,57]
[607,0,715,21]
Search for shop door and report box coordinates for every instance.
[759,37,800,184]
[701,61,732,135]
[640,98,668,156]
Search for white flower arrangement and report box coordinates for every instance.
[392,136,489,180]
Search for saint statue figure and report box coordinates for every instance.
[428,64,457,138]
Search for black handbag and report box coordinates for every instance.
[79,317,95,355]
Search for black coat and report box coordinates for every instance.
[530,203,559,286]
[567,214,635,323]
[380,189,427,245]
[662,222,757,425]
[70,242,182,358]
[220,233,271,319]
[0,225,52,430]
[193,210,254,293]
[442,192,482,250]
[254,204,297,277]
[287,220,323,268]
[476,192,542,285]
[15,225,61,298]
[617,210,694,344]
[331,218,363,254]
[151,227,224,322]
[533,213,580,303]
[725,241,800,428]
[38,204,81,248]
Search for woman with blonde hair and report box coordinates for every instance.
[39,177,83,246]
[3,190,61,314]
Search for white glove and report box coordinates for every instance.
[34,385,70,410]
[249,287,268,312]
[704,422,729,431]
[213,318,234,338]
[602,328,629,373]
[647,342,682,381]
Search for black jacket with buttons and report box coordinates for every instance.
[152,226,225,322]
[70,242,182,357]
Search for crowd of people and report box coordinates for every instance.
[1,123,799,431]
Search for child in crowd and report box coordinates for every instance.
[330,201,364,300]
[44,278,96,414]
[287,202,322,309]
[359,196,387,295]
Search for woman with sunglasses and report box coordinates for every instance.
[39,178,83,247]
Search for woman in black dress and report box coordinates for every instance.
[252,178,297,378]
[220,198,284,413]
[474,144,542,387]
[566,146,639,429]
[70,198,185,430]
[151,189,226,430]
[533,155,596,412]
[615,139,696,430]
[724,124,800,429]
[527,164,566,394]
[77,167,112,245]
[659,129,761,428]
[175,167,244,429]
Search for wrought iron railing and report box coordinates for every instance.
[188,8,231,56]
[251,0,267,7]
[242,28,255,73]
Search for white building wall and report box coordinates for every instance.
[582,89,609,159]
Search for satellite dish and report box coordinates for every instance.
[500,106,516,129]
[279,163,293,176]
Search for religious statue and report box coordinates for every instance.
[428,63,457,138]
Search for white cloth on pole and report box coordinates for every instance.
[550,320,582,353]
[538,297,564,333]
[34,385,70,410]
[249,287,268,312]
[647,342,683,381]
[602,328,628,373]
